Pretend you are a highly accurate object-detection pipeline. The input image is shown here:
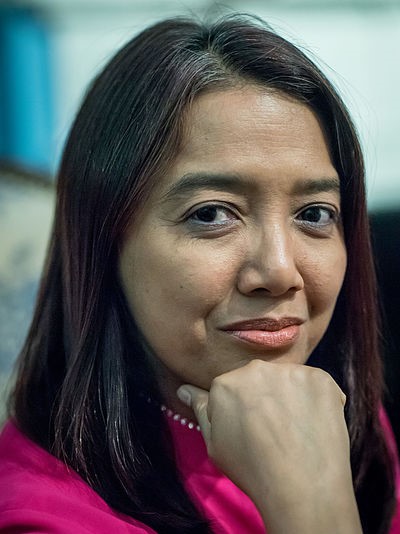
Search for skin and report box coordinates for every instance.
[119,87,362,532]
[119,86,346,406]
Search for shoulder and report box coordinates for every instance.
[0,421,156,534]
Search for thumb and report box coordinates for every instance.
[177,385,211,443]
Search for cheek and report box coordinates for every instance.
[299,245,346,356]
[119,239,241,381]
[121,238,240,325]
[302,243,347,313]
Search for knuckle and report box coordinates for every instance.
[287,363,309,384]
[246,358,265,372]
[211,374,226,390]
[313,367,333,384]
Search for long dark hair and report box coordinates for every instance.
[9,14,396,533]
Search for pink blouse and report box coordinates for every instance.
[0,413,399,533]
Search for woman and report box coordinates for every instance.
[0,14,399,534]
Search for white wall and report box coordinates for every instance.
[45,2,400,209]
[251,5,400,210]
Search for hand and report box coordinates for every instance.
[177,360,362,534]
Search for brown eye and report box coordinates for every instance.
[194,206,219,222]
[188,204,237,226]
[298,206,335,226]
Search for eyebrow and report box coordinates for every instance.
[291,177,341,195]
[161,172,341,202]
[161,173,251,202]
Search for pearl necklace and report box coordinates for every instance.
[141,394,201,432]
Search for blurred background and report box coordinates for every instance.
[1,0,399,443]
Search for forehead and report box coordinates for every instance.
[178,87,329,159]
[156,86,338,193]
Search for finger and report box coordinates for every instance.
[177,385,211,443]
[309,364,347,408]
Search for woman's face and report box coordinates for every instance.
[119,87,347,410]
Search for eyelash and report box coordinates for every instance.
[185,203,239,230]
[295,204,340,232]
[183,202,340,234]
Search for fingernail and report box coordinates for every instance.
[177,387,191,407]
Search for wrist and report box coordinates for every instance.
[252,476,362,534]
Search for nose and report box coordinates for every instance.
[237,224,304,297]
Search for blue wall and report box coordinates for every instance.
[0,7,54,173]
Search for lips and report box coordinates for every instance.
[220,317,304,348]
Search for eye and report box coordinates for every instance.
[187,204,238,226]
[297,205,339,229]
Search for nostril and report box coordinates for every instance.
[237,261,304,297]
